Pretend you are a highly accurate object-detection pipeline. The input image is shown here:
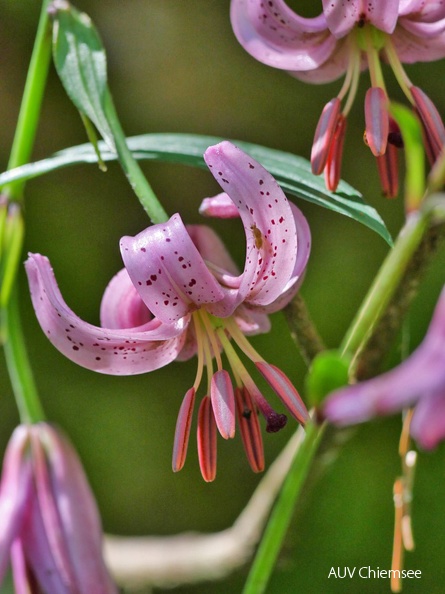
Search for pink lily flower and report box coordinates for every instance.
[25,141,311,481]
[0,423,117,593]
[231,0,445,197]
[323,285,445,450]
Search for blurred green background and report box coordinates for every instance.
[1,1,445,592]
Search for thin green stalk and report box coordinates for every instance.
[243,421,324,594]
[2,0,54,421]
[2,291,45,423]
[104,91,169,224]
[340,210,429,363]
[4,0,53,201]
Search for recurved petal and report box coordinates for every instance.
[25,254,187,375]
[0,427,32,581]
[392,27,445,62]
[100,268,153,329]
[199,192,240,219]
[230,0,336,71]
[40,425,118,594]
[256,202,311,313]
[186,223,240,277]
[120,214,225,324]
[410,389,445,450]
[204,141,298,311]
[322,0,398,38]
[290,38,351,83]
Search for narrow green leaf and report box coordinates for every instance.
[0,133,392,244]
[51,0,115,150]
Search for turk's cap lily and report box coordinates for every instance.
[26,141,311,480]
[231,0,445,197]
[323,285,445,450]
[0,423,116,593]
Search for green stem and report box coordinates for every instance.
[243,421,324,594]
[283,294,326,366]
[340,210,430,364]
[355,221,445,379]
[2,0,54,422]
[104,91,169,224]
[4,0,53,202]
[2,290,45,423]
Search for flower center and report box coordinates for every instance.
[191,309,288,432]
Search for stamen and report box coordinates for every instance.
[235,387,264,472]
[224,317,265,364]
[216,327,287,432]
[198,309,223,372]
[191,313,206,391]
[324,114,347,192]
[363,26,386,90]
[172,387,196,472]
[383,37,414,103]
[210,369,236,439]
[311,98,341,175]
[256,361,309,426]
[365,87,389,156]
[197,396,217,482]
[342,48,361,116]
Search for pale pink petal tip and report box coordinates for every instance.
[172,388,196,472]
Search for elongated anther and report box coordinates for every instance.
[411,86,445,164]
[324,114,347,192]
[311,98,341,175]
[210,370,236,439]
[197,397,217,482]
[236,388,265,473]
[172,388,196,472]
[365,87,389,157]
[256,362,309,426]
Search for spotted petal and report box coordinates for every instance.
[322,0,398,38]
[120,213,226,324]
[203,141,299,311]
[25,254,187,375]
[230,0,336,71]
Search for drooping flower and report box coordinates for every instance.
[26,141,311,481]
[323,285,445,450]
[0,423,117,594]
[231,0,445,196]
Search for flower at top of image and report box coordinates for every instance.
[230,0,445,196]
[25,141,311,481]
[323,285,445,450]
[0,423,117,594]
